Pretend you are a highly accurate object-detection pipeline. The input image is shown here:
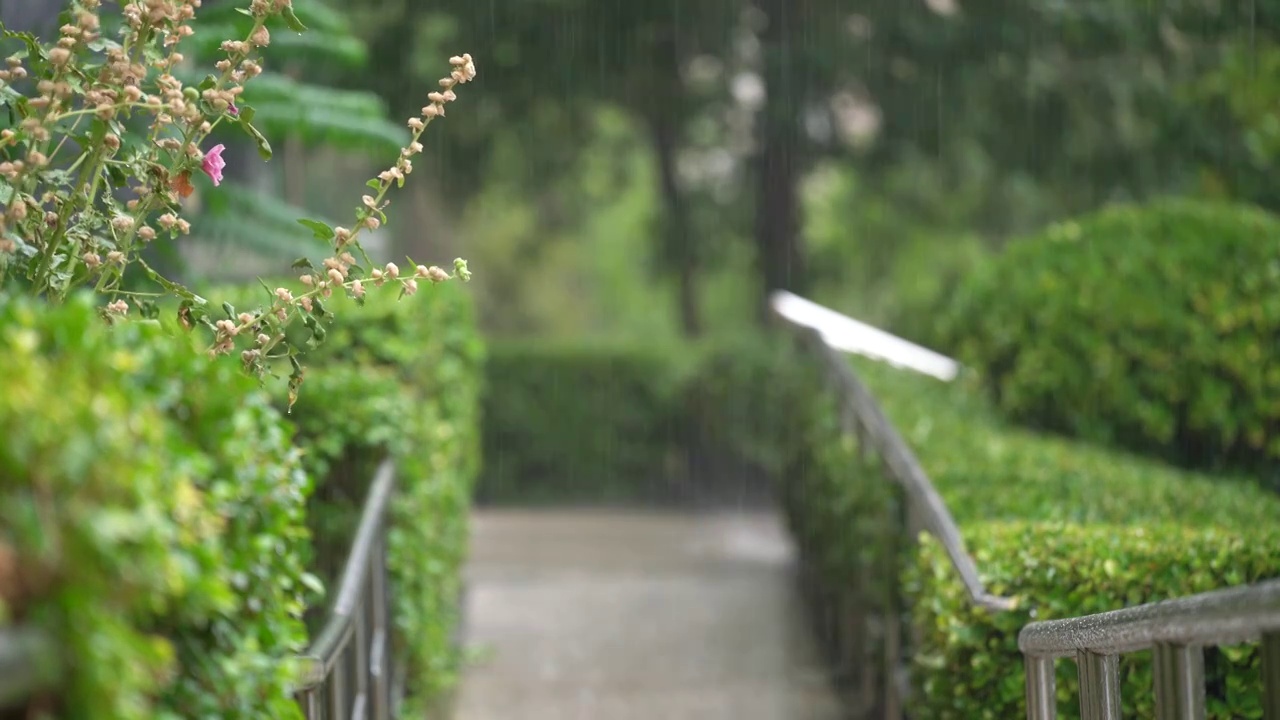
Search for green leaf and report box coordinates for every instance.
[237,118,273,160]
[291,257,314,269]
[297,219,334,241]
[300,573,324,594]
[281,7,308,33]
[238,105,257,124]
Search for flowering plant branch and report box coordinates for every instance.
[0,0,474,404]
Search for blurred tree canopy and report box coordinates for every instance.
[12,0,1266,336]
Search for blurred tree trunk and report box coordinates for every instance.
[648,112,702,338]
[753,0,808,315]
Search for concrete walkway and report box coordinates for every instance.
[452,509,843,720]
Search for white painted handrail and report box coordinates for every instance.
[769,291,960,381]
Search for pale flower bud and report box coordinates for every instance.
[384,262,399,279]
[351,280,365,298]
[238,312,254,325]
[47,47,71,67]
[327,267,344,285]
[275,287,293,302]
[403,278,418,296]
[427,265,449,283]
[299,274,314,286]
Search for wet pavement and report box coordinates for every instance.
[452,509,844,720]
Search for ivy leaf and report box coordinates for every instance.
[296,218,334,241]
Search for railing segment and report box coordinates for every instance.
[296,458,399,720]
[1019,578,1280,720]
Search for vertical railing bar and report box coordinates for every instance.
[354,593,369,720]
[1025,656,1057,720]
[1153,643,1205,720]
[300,688,320,720]
[1077,651,1121,720]
[1262,631,1280,720]
[371,531,391,720]
[328,649,347,719]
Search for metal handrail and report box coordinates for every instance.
[777,312,1014,612]
[1019,578,1280,719]
[296,458,399,719]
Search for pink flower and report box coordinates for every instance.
[201,144,226,187]
[227,102,239,116]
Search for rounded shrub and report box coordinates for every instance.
[943,198,1280,475]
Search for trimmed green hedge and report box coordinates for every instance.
[780,352,1280,719]
[0,294,314,719]
[223,280,485,711]
[478,341,690,504]
[943,198,1280,479]
[911,524,1280,719]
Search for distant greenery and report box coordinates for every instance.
[478,340,691,504]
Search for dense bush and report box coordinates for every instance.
[943,198,1280,478]
[226,280,485,712]
[0,294,314,719]
[478,341,690,504]
[765,341,1280,719]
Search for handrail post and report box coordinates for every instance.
[294,460,399,720]
[370,532,391,720]
[1077,651,1121,720]
[1263,631,1280,720]
[1025,656,1056,720]
[1153,643,1204,720]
